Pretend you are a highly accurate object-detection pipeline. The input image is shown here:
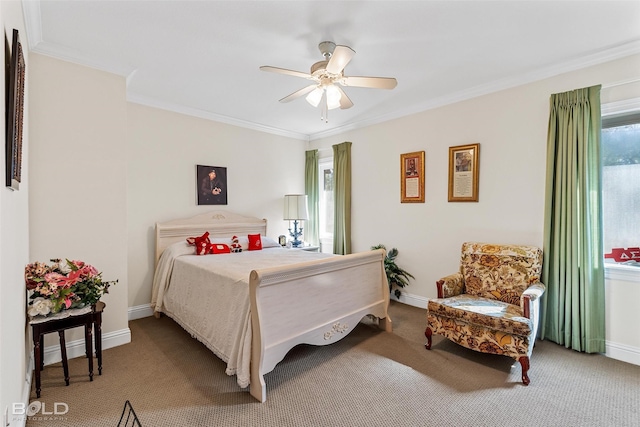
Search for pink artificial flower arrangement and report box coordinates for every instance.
[25,259,117,317]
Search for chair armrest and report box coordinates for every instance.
[436,272,464,298]
[520,282,546,318]
[523,282,546,300]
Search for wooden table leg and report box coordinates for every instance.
[33,329,42,398]
[58,330,70,386]
[95,312,103,375]
[86,320,94,381]
[84,324,91,359]
[40,335,44,370]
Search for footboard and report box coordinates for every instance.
[248,249,392,402]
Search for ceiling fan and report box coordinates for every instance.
[260,41,397,122]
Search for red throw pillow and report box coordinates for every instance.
[248,234,262,251]
[211,243,231,254]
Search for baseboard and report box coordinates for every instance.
[27,306,146,369]
[391,290,427,309]
[128,303,154,321]
[606,340,640,366]
[42,327,131,366]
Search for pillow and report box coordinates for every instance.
[209,237,232,245]
[211,243,231,254]
[248,234,262,251]
[260,236,281,248]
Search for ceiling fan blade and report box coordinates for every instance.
[279,85,317,103]
[326,45,355,74]
[341,76,397,89]
[336,86,354,109]
[260,66,312,80]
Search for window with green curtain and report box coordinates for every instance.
[541,85,605,353]
[332,142,351,255]
[304,149,319,247]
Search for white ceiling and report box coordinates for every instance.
[23,1,640,140]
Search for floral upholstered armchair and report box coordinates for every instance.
[425,242,545,385]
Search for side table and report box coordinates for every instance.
[30,301,105,398]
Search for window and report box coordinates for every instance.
[318,157,334,252]
[601,109,640,269]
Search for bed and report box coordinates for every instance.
[151,210,392,402]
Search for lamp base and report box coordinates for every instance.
[288,220,304,248]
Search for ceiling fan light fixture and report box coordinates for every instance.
[261,40,397,121]
[326,85,342,110]
[305,87,323,107]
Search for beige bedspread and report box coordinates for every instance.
[151,243,332,388]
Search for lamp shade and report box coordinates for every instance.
[283,194,309,220]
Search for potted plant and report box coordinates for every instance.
[371,244,414,299]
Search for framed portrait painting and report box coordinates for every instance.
[5,29,25,191]
[448,143,479,202]
[400,151,425,203]
[197,164,227,205]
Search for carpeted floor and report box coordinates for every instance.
[25,301,640,426]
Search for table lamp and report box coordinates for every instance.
[283,194,309,248]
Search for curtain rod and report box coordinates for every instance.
[602,77,640,89]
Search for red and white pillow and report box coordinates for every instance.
[211,243,231,254]
[248,234,262,251]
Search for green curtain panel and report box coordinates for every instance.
[541,85,605,353]
[304,149,320,247]
[333,142,352,255]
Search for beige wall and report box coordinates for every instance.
[310,53,640,364]
[28,54,129,351]
[606,270,640,359]
[126,103,306,308]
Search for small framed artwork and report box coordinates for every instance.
[197,164,227,205]
[400,151,425,203]
[5,29,26,191]
[448,143,480,202]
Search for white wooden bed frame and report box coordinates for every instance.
[154,210,392,402]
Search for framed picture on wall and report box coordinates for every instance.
[197,164,228,205]
[400,151,425,203]
[448,143,480,202]
[5,29,25,191]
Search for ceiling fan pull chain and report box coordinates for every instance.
[320,90,328,122]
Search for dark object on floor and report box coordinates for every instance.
[117,400,142,427]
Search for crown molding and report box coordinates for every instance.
[127,93,309,141]
[31,41,136,77]
[309,39,640,141]
[18,0,640,142]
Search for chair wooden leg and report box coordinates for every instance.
[519,356,530,385]
[424,327,433,350]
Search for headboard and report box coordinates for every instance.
[155,210,268,262]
